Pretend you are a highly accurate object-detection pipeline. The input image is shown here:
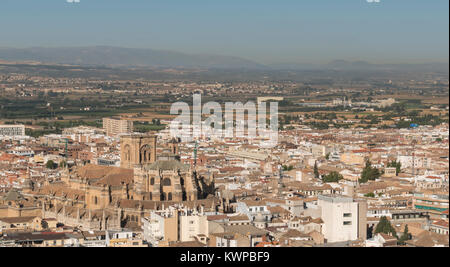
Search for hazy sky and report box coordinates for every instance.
[0,0,448,64]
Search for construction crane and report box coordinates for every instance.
[58,138,69,159]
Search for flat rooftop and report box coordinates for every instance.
[318,194,354,203]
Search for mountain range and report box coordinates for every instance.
[0,46,448,72]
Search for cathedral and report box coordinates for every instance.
[21,134,218,231]
[120,134,213,202]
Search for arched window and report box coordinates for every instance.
[150,178,155,185]
[94,196,98,205]
[168,192,173,201]
[123,145,131,161]
[140,145,152,164]
[162,178,171,186]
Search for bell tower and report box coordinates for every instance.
[120,134,157,169]
[169,138,180,155]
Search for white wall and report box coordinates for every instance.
[319,196,358,243]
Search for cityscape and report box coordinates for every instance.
[0,0,448,250]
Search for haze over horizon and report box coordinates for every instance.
[0,0,448,65]
[1,46,449,71]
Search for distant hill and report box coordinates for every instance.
[0,46,267,69]
[0,47,447,72]
[269,60,449,72]
[326,60,449,72]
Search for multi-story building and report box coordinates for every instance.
[413,191,449,218]
[0,125,25,137]
[318,195,367,243]
[236,200,272,222]
[105,230,146,247]
[102,118,133,137]
[141,206,208,247]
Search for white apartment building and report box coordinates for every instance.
[142,206,208,247]
[236,201,272,222]
[179,211,209,242]
[318,195,367,243]
[0,125,25,137]
[397,155,432,170]
[8,146,34,157]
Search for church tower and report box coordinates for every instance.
[120,134,157,169]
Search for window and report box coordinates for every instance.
[343,221,352,226]
[343,213,352,218]
[162,178,171,186]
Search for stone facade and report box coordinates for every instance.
[120,134,157,169]
[16,134,217,231]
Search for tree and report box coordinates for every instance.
[46,160,57,169]
[41,220,49,230]
[364,192,375,198]
[387,160,402,176]
[359,159,381,184]
[322,171,343,183]
[314,161,320,179]
[375,216,397,238]
[398,224,412,245]
[152,118,161,126]
[325,153,330,160]
[283,165,294,171]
